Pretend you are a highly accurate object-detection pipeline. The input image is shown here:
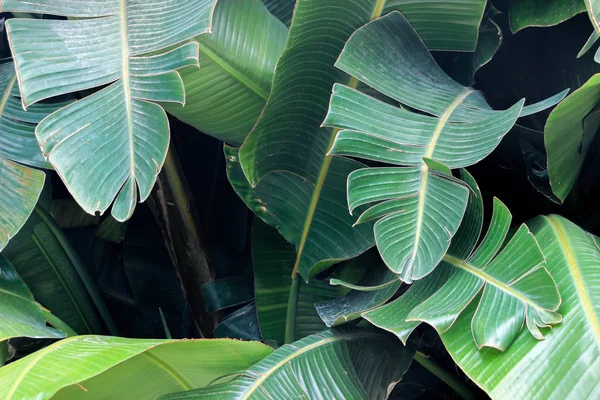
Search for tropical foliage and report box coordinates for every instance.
[1,0,600,399]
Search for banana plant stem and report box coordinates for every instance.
[34,205,120,336]
[284,275,301,344]
[41,307,78,337]
[414,351,475,400]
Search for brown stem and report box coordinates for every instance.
[148,143,217,337]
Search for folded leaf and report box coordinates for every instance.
[441,215,600,398]
[0,336,272,400]
[3,0,217,221]
[160,329,414,400]
[324,11,566,281]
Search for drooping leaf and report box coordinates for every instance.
[165,0,288,145]
[213,302,262,341]
[252,219,340,345]
[509,0,585,33]
[201,273,254,313]
[324,11,567,281]
[441,215,600,398]
[160,329,414,400]
[0,336,272,400]
[2,0,217,221]
[545,74,600,202]
[0,255,65,342]
[3,213,104,335]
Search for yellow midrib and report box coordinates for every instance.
[120,0,135,183]
[443,254,547,310]
[290,1,387,278]
[407,89,473,276]
[546,216,600,346]
[4,336,80,399]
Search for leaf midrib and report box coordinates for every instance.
[545,215,600,347]
[407,89,473,277]
[443,254,548,311]
[198,42,269,101]
[0,73,16,118]
[120,0,136,188]
[240,332,371,399]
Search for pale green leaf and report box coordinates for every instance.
[0,336,272,400]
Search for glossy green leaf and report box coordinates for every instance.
[3,0,217,221]
[160,329,414,400]
[235,0,384,282]
[3,213,104,335]
[324,11,566,281]
[545,74,600,202]
[586,0,600,34]
[579,29,600,58]
[509,0,585,33]
[441,215,600,398]
[213,302,262,341]
[201,274,254,313]
[252,219,339,345]
[0,255,65,342]
[364,196,561,350]
[0,336,272,400]
[165,0,287,145]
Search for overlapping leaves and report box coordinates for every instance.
[160,329,414,400]
[324,11,567,281]
[2,0,217,221]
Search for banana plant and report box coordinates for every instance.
[160,329,414,400]
[324,11,567,282]
[1,0,217,221]
[0,61,69,250]
[0,336,271,400]
[441,215,600,398]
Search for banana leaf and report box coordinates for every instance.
[0,336,272,400]
[160,329,414,400]
[441,215,600,399]
[2,0,217,221]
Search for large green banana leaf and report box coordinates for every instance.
[3,211,104,335]
[440,215,600,399]
[509,0,585,33]
[234,0,386,282]
[160,329,414,399]
[324,11,567,282]
[0,61,67,250]
[0,255,65,342]
[164,0,288,145]
[0,336,272,400]
[2,0,217,222]
[545,74,600,202]
[344,192,561,351]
